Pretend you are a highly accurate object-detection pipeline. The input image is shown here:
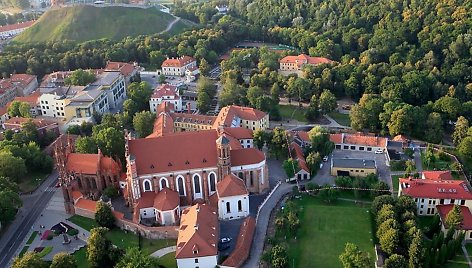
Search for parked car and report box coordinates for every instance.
[375,149,384,154]
[220,237,231,244]
[323,156,329,162]
[55,182,61,188]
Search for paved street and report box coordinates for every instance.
[0,171,59,268]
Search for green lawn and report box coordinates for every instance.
[328,112,351,127]
[417,216,435,230]
[446,252,469,268]
[391,175,402,192]
[279,104,307,122]
[26,231,38,245]
[18,172,49,193]
[159,252,177,268]
[68,215,175,254]
[285,195,375,268]
[19,246,29,257]
[72,247,88,268]
[337,190,374,202]
[37,246,53,258]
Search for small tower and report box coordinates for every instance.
[216,134,231,180]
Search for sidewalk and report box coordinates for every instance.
[151,246,176,258]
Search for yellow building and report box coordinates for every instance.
[330,158,377,177]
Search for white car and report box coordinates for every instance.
[323,156,329,162]
[220,237,231,244]
[375,149,384,154]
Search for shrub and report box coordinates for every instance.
[53,229,62,235]
[47,234,54,240]
[67,229,79,236]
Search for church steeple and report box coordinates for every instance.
[216,134,231,180]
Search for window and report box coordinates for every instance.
[226,202,231,213]
[143,180,152,192]
[461,200,466,205]
[209,173,216,192]
[250,171,254,186]
[359,147,365,151]
[367,147,372,151]
[238,200,242,212]
[159,178,168,190]
[450,199,455,204]
[350,146,355,150]
[343,145,349,150]
[195,259,199,263]
[440,199,444,204]
[193,174,201,194]
[238,172,244,179]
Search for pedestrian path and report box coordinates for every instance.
[151,246,176,258]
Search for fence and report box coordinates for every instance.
[255,180,282,224]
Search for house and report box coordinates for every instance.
[133,188,181,226]
[215,5,229,13]
[386,140,404,162]
[104,61,139,84]
[216,174,249,220]
[3,117,59,137]
[149,84,183,112]
[289,142,310,181]
[330,158,377,177]
[38,86,83,119]
[0,106,9,125]
[398,177,472,215]
[172,113,216,132]
[92,71,127,109]
[40,71,73,87]
[213,105,269,131]
[185,66,200,83]
[392,134,410,148]
[176,204,219,268]
[330,133,387,152]
[437,204,472,241]
[161,56,197,76]
[10,74,38,96]
[279,54,332,75]
[422,170,454,181]
[64,85,109,124]
[293,131,311,148]
[0,21,35,38]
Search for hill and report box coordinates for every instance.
[14,5,191,43]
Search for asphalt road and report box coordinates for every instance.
[0,172,58,268]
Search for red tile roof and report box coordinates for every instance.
[71,191,83,202]
[393,134,409,143]
[10,74,36,87]
[213,105,267,128]
[4,117,57,129]
[217,174,248,197]
[128,130,219,175]
[100,156,121,174]
[329,133,343,144]
[399,178,472,199]
[135,191,156,210]
[154,188,180,211]
[296,131,310,143]
[156,102,175,114]
[147,112,174,138]
[176,204,218,259]
[162,56,196,68]
[0,21,35,33]
[170,113,216,125]
[330,133,387,147]
[75,198,97,212]
[105,61,136,77]
[66,153,99,174]
[291,142,309,172]
[13,90,41,105]
[152,84,179,99]
[222,217,256,267]
[422,171,453,181]
[280,54,332,67]
[223,127,253,140]
[437,205,472,230]
[230,148,265,166]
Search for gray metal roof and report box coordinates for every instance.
[94,71,120,86]
[331,158,376,169]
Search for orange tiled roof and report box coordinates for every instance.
[13,90,41,105]
[217,174,248,197]
[66,153,99,174]
[296,131,310,143]
[135,191,156,210]
[176,204,218,259]
[152,84,179,99]
[280,54,332,66]
[330,133,387,147]
[154,187,180,211]
[4,117,57,129]
[222,217,256,267]
[156,102,175,114]
[170,113,216,125]
[329,133,343,144]
[393,134,409,143]
[71,191,83,202]
[75,198,97,212]
[10,74,36,87]
[437,205,472,230]
[291,142,309,172]
[213,105,267,128]
[422,171,453,181]
[399,178,472,199]
[0,21,35,33]
[147,112,175,138]
[223,127,253,140]
[231,148,265,166]
[105,61,136,76]
[162,56,196,68]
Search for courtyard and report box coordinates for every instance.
[283,194,375,268]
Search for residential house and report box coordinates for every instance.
[279,54,332,75]
[10,90,42,116]
[175,204,219,268]
[289,142,310,181]
[64,85,109,124]
[149,84,183,112]
[39,86,83,119]
[437,204,472,241]
[213,105,269,131]
[161,56,197,76]
[293,131,311,148]
[330,133,387,152]
[10,74,38,96]
[331,158,377,177]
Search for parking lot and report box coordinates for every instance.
[313,149,391,188]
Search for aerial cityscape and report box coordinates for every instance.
[0,0,471,268]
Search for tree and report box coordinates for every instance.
[408,229,423,268]
[372,195,396,215]
[270,127,288,159]
[384,254,407,268]
[127,82,154,114]
[379,227,399,255]
[87,227,114,268]
[94,127,125,159]
[319,89,337,114]
[319,185,339,203]
[0,150,26,181]
[199,58,210,76]
[8,101,31,117]
[95,201,115,228]
[21,120,39,143]
[458,136,472,158]
[75,137,98,154]
[270,245,288,268]
[11,252,48,268]
[339,242,371,268]
[425,112,443,143]
[115,247,160,268]
[0,189,22,225]
[446,204,463,229]
[453,116,469,146]
[64,69,96,86]
[196,91,211,114]
[282,158,300,179]
[376,204,396,225]
[306,151,321,174]
[133,111,156,138]
[50,252,77,268]
[246,86,264,109]
[253,129,267,150]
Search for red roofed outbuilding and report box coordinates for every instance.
[216,174,249,220]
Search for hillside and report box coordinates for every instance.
[14,5,191,43]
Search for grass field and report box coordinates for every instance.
[72,247,88,268]
[279,104,307,122]
[159,252,177,268]
[391,175,402,192]
[328,112,351,126]
[446,252,469,268]
[285,195,374,268]
[18,172,49,193]
[14,5,192,43]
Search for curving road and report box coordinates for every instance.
[160,16,181,34]
[0,171,58,268]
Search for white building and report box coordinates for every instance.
[134,188,180,226]
[93,71,127,109]
[176,204,219,268]
[161,56,197,76]
[39,86,84,119]
[216,174,250,220]
[330,133,387,153]
[149,84,183,112]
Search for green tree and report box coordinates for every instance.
[282,158,300,179]
[199,58,210,76]
[425,112,443,143]
[408,229,423,268]
[453,116,469,146]
[196,91,211,114]
[445,204,463,229]
[384,254,407,268]
[306,151,321,174]
[7,101,31,118]
[127,82,154,114]
[0,150,26,181]
[319,89,337,114]
[253,129,267,150]
[94,127,125,159]
[20,119,39,143]
[115,247,160,268]
[376,204,396,225]
[64,69,96,86]
[95,201,115,228]
[149,50,165,67]
[379,228,399,255]
[75,137,98,154]
[339,242,371,268]
[11,252,48,268]
[132,111,156,138]
[270,127,288,159]
[50,252,78,268]
[0,189,22,225]
[458,137,472,158]
[87,227,114,268]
